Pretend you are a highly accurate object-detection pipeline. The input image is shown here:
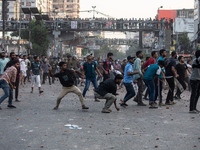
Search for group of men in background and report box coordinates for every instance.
[0,49,199,114]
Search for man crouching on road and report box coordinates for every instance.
[49,62,89,110]
[94,74,123,113]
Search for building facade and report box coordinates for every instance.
[177,9,194,18]
[52,0,80,19]
[0,0,53,21]
[194,0,200,46]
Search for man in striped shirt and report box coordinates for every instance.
[0,60,20,110]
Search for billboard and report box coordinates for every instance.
[174,18,194,33]
[71,21,77,29]
[158,10,177,22]
[143,32,155,48]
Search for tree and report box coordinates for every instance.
[94,44,126,60]
[31,21,49,55]
[11,20,50,55]
[178,33,192,54]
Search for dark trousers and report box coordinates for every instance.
[176,78,186,97]
[103,72,110,82]
[189,80,200,111]
[134,78,144,104]
[166,77,175,103]
[143,79,155,103]
[52,77,55,84]
[144,89,149,99]
[42,72,51,85]
[82,77,98,97]
[123,83,135,103]
[155,78,163,103]
[15,78,19,100]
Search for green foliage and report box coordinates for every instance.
[178,33,192,53]
[11,20,49,55]
[11,29,30,40]
[30,21,49,55]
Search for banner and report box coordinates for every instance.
[174,18,194,33]
[71,21,77,29]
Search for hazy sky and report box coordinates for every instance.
[80,0,194,19]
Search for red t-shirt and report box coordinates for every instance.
[143,58,156,69]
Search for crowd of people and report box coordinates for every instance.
[4,17,171,31]
[0,49,199,114]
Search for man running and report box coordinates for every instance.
[143,60,165,109]
[0,60,20,109]
[133,51,146,106]
[49,62,89,110]
[120,56,138,107]
[175,56,190,99]
[155,49,166,106]
[143,51,158,70]
[165,51,179,105]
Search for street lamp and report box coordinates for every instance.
[92,6,96,19]
[157,6,163,20]
[17,0,22,55]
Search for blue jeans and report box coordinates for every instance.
[143,79,155,103]
[155,78,163,103]
[0,80,13,105]
[123,82,135,103]
[83,77,98,97]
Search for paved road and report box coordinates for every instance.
[0,81,200,150]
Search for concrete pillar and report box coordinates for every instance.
[139,31,143,49]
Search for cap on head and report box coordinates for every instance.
[85,53,92,58]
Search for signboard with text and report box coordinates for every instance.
[174,18,194,33]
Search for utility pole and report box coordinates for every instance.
[2,0,6,50]
[92,6,96,19]
[18,0,22,55]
